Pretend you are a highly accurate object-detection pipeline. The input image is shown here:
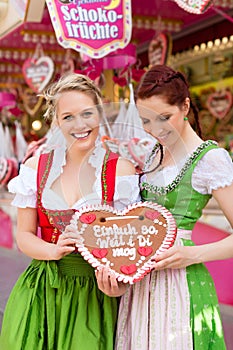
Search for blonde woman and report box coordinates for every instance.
[0,74,138,350]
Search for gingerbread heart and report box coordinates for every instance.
[21,88,44,117]
[206,90,232,119]
[69,201,177,284]
[174,0,213,14]
[22,56,54,93]
[102,136,137,167]
[101,136,120,154]
[128,138,155,169]
[61,58,75,76]
[199,110,216,136]
[118,141,133,160]
[0,157,8,184]
[148,33,171,67]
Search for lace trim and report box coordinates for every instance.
[43,143,105,204]
[88,144,106,177]
[140,140,217,195]
[88,144,106,195]
[37,145,106,219]
[45,143,66,188]
[101,150,110,204]
[11,193,37,208]
[37,151,74,218]
[209,178,233,192]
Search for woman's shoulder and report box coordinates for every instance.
[199,144,232,164]
[191,146,233,194]
[23,155,40,170]
[187,139,227,165]
[8,157,38,207]
[116,157,136,176]
[189,139,231,175]
[8,158,38,192]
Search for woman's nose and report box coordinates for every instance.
[151,118,166,130]
[74,115,86,128]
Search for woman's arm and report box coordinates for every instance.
[16,207,77,260]
[193,182,233,262]
[152,182,233,269]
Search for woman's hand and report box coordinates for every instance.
[95,266,129,297]
[52,224,81,260]
[152,245,201,270]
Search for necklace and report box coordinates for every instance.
[143,143,163,172]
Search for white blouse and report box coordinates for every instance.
[142,147,233,194]
[8,144,140,211]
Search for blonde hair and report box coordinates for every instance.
[42,73,103,121]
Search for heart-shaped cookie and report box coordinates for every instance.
[0,157,8,184]
[206,90,232,119]
[22,88,44,116]
[199,110,216,136]
[128,138,155,169]
[61,58,75,76]
[148,33,171,67]
[102,136,120,154]
[22,56,54,93]
[174,0,213,14]
[69,201,177,284]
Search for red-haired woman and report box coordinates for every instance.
[115,65,233,350]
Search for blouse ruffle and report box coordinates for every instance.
[143,147,233,195]
[8,145,140,210]
[192,148,233,194]
[8,164,37,208]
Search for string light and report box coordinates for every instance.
[222,37,228,45]
[200,43,206,51]
[171,35,233,66]
[32,120,42,131]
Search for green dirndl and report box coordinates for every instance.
[0,254,118,350]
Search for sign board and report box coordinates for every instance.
[0,0,45,39]
[46,0,132,58]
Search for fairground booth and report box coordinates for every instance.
[0,0,233,344]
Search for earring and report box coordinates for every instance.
[184,117,188,121]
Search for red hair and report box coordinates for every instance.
[136,65,202,136]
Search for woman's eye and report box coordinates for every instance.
[81,111,93,118]
[159,115,170,121]
[140,117,149,124]
[63,115,73,120]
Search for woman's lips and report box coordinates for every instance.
[71,131,91,140]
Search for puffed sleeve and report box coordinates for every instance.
[192,148,233,194]
[114,175,141,210]
[8,164,37,208]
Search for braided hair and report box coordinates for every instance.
[136,65,202,137]
[42,73,103,122]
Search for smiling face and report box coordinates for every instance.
[137,95,189,148]
[56,90,100,153]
